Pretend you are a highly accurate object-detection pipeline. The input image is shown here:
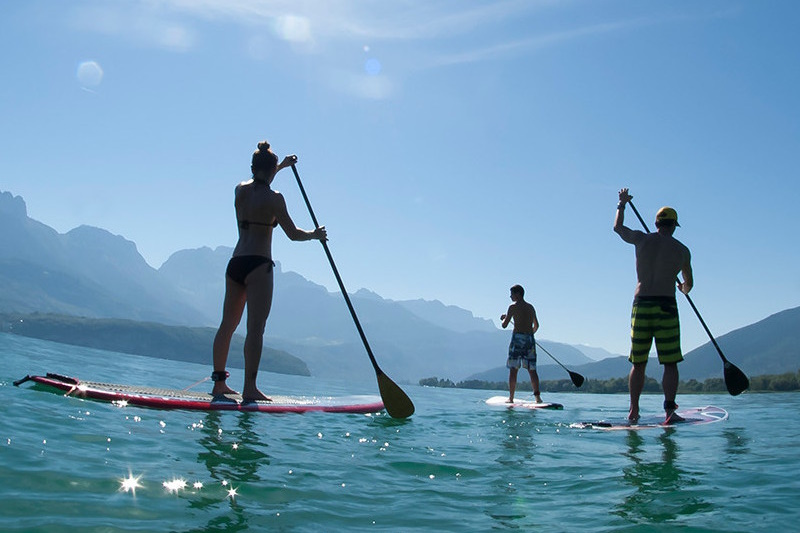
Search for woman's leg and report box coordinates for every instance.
[241,264,274,401]
[211,277,246,396]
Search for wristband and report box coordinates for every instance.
[617,202,626,210]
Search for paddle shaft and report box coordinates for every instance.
[290,165,387,375]
[536,341,572,373]
[626,201,731,364]
[508,317,584,386]
[290,165,415,417]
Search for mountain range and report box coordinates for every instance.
[1,190,798,385]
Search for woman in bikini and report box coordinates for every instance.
[211,141,327,401]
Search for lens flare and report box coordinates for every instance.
[76,61,103,87]
[364,58,381,75]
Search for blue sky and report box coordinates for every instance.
[1,1,798,356]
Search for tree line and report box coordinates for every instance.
[419,370,800,393]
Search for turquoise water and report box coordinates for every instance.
[2,332,799,532]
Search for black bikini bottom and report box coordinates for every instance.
[226,255,275,285]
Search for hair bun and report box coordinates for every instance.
[257,141,271,151]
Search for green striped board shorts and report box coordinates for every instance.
[629,297,684,364]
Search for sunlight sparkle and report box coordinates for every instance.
[120,473,143,495]
[163,478,187,493]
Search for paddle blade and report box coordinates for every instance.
[570,371,585,388]
[377,373,415,418]
[723,361,749,396]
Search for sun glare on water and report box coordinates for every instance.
[117,471,245,501]
[119,473,143,495]
[162,478,188,493]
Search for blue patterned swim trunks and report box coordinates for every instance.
[506,332,537,370]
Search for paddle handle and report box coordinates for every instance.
[627,201,729,363]
[290,165,383,374]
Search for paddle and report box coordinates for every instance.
[535,342,585,387]
[507,316,585,387]
[290,164,415,418]
[626,200,749,396]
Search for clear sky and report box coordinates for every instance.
[2,1,798,356]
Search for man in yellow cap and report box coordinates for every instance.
[614,188,693,423]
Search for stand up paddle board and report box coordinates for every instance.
[14,373,385,414]
[570,405,728,430]
[485,395,564,410]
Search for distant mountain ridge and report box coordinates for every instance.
[2,190,798,384]
[0,191,208,325]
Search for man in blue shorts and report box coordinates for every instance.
[614,188,693,423]
[500,284,542,403]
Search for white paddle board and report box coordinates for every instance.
[570,405,728,430]
[485,395,563,410]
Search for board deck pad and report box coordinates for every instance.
[570,405,728,430]
[15,373,385,414]
[485,395,564,410]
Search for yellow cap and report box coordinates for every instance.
[655,206,680,226]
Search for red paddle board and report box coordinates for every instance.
[14,373,385,414]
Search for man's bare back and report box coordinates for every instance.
[502,299,539,334]
[614,191,693,298]
[632,232,692,297]
[511,301,535,333]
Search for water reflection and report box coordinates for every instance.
[615,429,711,523]
[722,428,750,457]
[485,408,540,528]
[197,411,270,484]
[496,409,537,466]
[185,412,272,533]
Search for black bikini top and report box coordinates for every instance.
[237,219,278,229]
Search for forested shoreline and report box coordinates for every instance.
[419,370,800,393]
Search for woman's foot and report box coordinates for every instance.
[242,387,272,403]
[212,383,239,397]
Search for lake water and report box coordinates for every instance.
[2,332,798,532]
